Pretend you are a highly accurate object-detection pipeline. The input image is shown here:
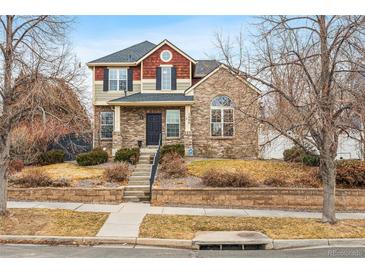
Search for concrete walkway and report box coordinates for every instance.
[8,201,365,238]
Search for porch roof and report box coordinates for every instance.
[108,92,194,106]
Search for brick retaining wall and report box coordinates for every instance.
[151,187,365,211]
[8,187,124,204]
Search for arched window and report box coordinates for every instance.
[211,96,234,137]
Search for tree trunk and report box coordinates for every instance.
[320,152,337,223]
[0,132,10,215]
[320,124,338,224]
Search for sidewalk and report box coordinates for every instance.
[7,201,365,238]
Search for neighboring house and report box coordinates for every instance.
[87,40,260,158]
[259,129,364,160]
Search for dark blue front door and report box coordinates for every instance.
[146,113,162,146]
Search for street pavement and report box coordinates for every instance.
[1,244,365,258]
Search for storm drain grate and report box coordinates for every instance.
[198,244,265,250]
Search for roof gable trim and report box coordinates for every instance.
[136,39,197,64]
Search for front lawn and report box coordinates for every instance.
[21,162,105,182]
[157,159,320,188]
[12,162,127,188]
[0,209,108,236]
[139,214,365,240]
[188,159,318,184]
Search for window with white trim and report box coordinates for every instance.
[161,67,171,90]
[109,68,127,91]
[211,96,234,137]
[166,110,180,138]
[100,112,113,139]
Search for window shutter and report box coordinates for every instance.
[156,67,161,90]
[127,68,133,91]
[171,67,177,90]
[103,68,109,92]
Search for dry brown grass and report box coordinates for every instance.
[139,214,365,240]
[19,163,105,184]
[188,159,320,186]
[0,209,108,236]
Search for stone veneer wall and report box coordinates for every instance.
[93,105,114,155]
[191,68,260,158]
[119,106,185,148]
[8,187,124,204]
[151,187,365,211]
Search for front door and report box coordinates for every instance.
[146,113,162,146]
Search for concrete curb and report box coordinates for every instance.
[0,235,194,249]
[1,235,365,250]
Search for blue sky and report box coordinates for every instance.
[70,16,255,65]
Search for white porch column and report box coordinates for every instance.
[184,105,193,156]
[114,106,120,132]
[185,105,191,132]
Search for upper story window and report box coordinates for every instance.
[161,67,172,90]
[211,96,234,137]
[160,50,172,62]
[109,68,127,91]
[100,112,113,139]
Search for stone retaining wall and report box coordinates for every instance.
[8,187,124,204]
[151,187,365,211]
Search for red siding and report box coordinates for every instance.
[142,44,191,79]
[133,64,141,80]
[95,65,141,81]
[95,67,104,81]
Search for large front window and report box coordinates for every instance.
[166,109,180,138]
[109,68,127,91]
[211,96,234,137]
[100,112,113,139]
[161,67,171,90]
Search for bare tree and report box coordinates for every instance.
[0,15,85,214]
[215,16,365,223]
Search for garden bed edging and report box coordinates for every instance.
[8,187,124,204]
[151,187,365,211]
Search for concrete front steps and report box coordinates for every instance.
[123,147,157,202]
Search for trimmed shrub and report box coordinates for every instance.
[52,178,71,187]
[76,148,108,166]
[302,154,320,167]
[283,145,320,166]
[160,144,185,159]
[114,148,140,165]
[201,168,256,187]
[262,177,289,187]
[10,169,53,187]
[39,149,65,165]
[336,160,365,188]
[160,152,188,178]
[104,163,129,183]
[283,146,304,162]
[9,159,24,175]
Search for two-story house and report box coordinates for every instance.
[87,39,260,158]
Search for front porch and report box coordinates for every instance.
[108,93,194,156]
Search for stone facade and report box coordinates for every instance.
[190,68,259,158]
[9,187,124,204]
[93,67,260,158]
[119,106,186,148]
[93,105,114,154]
[152,187,365,211]
[93,105,186,154]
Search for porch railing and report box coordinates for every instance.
[149,134,162,198]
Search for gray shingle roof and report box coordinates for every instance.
[194,60,221,77]
[88,41,156,63]
[109,93,194,103]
